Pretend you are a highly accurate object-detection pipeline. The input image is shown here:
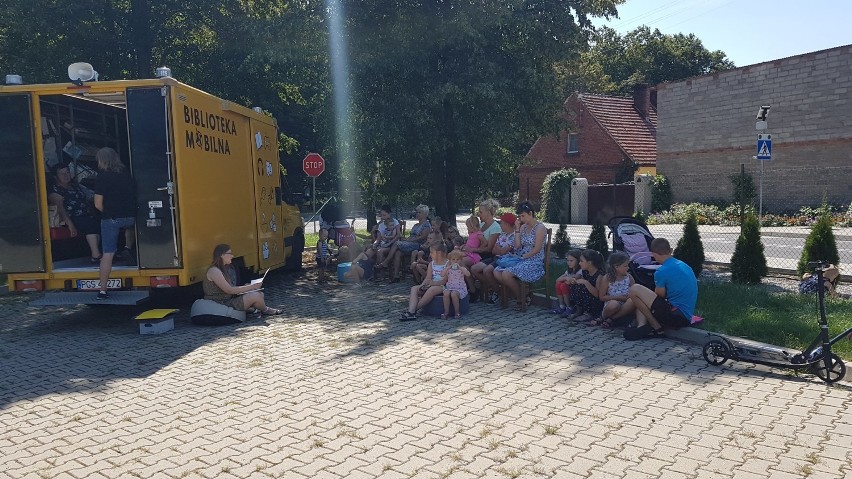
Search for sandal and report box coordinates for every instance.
[400,311,418,322]
[261,307,282,316]
[573,313,594,323]
[455,314,461,319]
[647,327,666,339]
[598,317,615,329]
[90,255,103,263]
[440,313,448,320]
[589,317,606,327]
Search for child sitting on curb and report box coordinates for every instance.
[343,243,374,283]
[591,251,635,328]
[401,242,448,321]
[568,249,605,323]
[552,249,582,314]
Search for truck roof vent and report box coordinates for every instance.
[155,66,172,78]
[5,74,23,85]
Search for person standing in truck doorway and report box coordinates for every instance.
[93,147,137,300]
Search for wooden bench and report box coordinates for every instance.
[500,227,552,312]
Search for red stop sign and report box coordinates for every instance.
[302,153,326,177]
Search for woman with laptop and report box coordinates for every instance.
[203,244,282,316]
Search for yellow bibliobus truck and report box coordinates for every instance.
[0,69,305,305]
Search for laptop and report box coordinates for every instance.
[251,268,270,286]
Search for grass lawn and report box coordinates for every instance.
[695,281,852,361]
[304,229,372,259]
[535,259,852,360]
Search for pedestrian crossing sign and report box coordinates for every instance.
[757,134,772,160]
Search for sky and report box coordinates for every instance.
[594,0,852,67]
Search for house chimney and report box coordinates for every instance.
[633,83,650,119]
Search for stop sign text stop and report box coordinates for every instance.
[302,153,326,177]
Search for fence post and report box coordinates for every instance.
[570,178,588,225]
[634,174,653,215]
[739,163,746,229]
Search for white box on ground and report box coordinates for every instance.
[139,317,175,335]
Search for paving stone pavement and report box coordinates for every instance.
[1,270,851,479]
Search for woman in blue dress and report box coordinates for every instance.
[494,201,546,308]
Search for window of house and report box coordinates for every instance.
[567,133,579,154]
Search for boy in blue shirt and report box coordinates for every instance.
[625,238,698,340]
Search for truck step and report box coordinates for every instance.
[29,291,150,306]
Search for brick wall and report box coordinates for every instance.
[657,45,852,210]
[520,97,629,205]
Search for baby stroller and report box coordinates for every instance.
[320,200,356,248]
[607,216,657,290]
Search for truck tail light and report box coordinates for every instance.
[15,280,44,292]
[150,276,178,288]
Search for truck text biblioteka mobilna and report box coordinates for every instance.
[0,65,305,305]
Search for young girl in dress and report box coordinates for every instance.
[568,249,605,323]
[591,252,636,327]
[442,250,470,319]
[551,249,583,314]
[401,242,448,321]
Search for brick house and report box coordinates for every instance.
[656,44,852,210]
[518,85,658,204]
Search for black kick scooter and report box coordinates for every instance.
[703,261,851,383]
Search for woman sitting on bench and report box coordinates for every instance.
[493,201,546,309]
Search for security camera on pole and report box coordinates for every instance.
[754,105,771,219]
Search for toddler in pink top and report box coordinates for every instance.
[462,215,485,264]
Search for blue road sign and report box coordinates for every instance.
[757,134,772,160]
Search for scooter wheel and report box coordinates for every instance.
[814,354,846,384]
[702,340,730,366]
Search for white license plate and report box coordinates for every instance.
[77,279,122,291]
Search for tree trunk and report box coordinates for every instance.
[434,96,459,226]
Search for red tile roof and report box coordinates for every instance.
[578,94,657,166]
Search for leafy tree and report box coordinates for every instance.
[540,168,579,223]
[577,26,735,95]
[586,222,609,258]
[797,211,840,275]
[553,224,570,259]
[340,0,621,223]
[674,214,705,277]
[0,0,334,195]
[730,215,767,284]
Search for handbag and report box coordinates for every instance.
[496,254,521,268]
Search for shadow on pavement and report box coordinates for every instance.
[0,269,298,408]
[1,264,844,409]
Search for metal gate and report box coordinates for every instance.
[587,183,635,225]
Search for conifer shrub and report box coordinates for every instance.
[674,214,705,277]
[730,215,767,284]
[797,210,840,275]
[540,168,578,223]
[553,224,570,258]
[586,222,609,258]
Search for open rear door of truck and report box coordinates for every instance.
[0,94,46,274]
[127,87,181,269]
